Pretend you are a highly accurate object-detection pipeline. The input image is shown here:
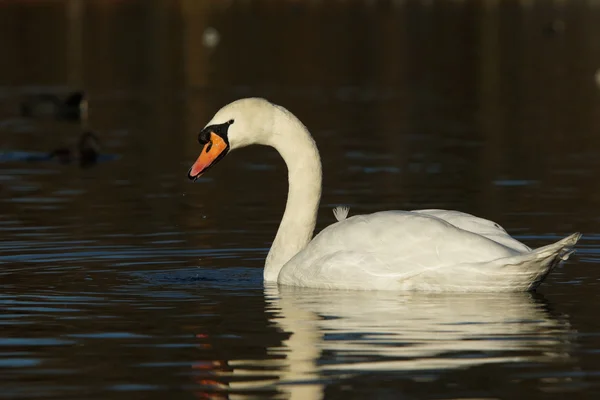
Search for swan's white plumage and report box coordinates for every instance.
[278,210,580,292]
[194,98,581,292]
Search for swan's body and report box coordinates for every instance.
[278,210,579,291]
[188,98,580,292]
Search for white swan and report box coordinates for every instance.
[188,98,581,292]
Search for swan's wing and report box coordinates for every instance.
[413,209,532,252]
[316,210,524,263]
[279,211,525,286]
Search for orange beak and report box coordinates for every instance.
[188,132,229,181]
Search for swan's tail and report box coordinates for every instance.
[418,232,583,292]
[532,232,581,262]
[494,232,582,291]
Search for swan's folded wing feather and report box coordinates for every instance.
[318,210,523,263]
[413,209,532,252]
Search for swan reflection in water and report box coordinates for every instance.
[192,285,573,399]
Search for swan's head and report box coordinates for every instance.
[187,98,277,180]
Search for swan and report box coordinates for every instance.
[187,98,581,292]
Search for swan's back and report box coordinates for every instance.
[288,210,521,268]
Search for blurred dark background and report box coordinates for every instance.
[2,0,600,234]
[2,1,600,399]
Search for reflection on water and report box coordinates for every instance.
[1,0,600,398]
[181,285,575,399]
[259,286,573,398]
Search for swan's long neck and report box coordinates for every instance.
[263,108,322,282]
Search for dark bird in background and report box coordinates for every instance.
[24,131,100,168]
[20,89,102,168]
[20,91,88,122]
[49,131,100,168]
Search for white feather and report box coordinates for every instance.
[332,206,350,222]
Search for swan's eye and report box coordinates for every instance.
[198,130,210,144]
[228,119,234,125]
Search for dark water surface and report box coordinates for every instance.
[2,1,600,399]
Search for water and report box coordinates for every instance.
[1,0,600,398]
